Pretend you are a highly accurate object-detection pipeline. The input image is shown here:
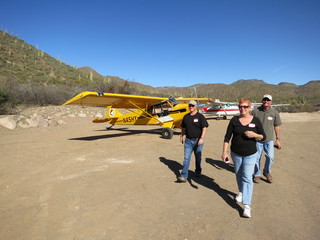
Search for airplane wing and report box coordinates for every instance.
[251,103,290,109]
[272,104,290,107]
[175,98,212,104]
[62,91,168,108]
[270,103,291,110]
[63,92,212,109]
[206,99,237,106]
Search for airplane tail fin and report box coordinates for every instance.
[105,106,122,118]
[92,106,122,123]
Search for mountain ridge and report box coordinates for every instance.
[0,30,319,112]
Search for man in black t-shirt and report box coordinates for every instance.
[177,100,209,182]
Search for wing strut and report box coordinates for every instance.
[126,100,161,123]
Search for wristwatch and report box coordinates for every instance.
[276,137,280,140]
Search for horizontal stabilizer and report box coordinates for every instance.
[92,118,109,123]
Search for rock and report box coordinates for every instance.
[48,119,59,126]
[0,116,17,130]
[57,119,66,125]
[78,113,87,117]
[26,116,39,128]
[0,106,103,130]
[18,121,30,128]
[53,113,63,119]
[95,113,104,118]
[37,115,49,127]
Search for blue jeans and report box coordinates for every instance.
[180,138,203,179]
[231,151,257,205]
[254,141,275,177]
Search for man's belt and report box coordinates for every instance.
[187,137,199,141]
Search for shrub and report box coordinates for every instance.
[0,87,13,114]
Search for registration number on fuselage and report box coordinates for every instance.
[123,116,138,123]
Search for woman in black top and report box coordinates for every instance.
[221,98,266,218]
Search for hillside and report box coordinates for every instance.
[0,30,319,113]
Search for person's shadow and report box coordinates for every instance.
[159,157,242,215]
[205,158,234,173]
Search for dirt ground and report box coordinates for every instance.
[1,112,320,240]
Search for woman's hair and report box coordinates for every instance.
[239,98,252,107]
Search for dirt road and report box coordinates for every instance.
[1,112,319,240]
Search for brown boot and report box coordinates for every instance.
[177,176,187,183]
[253,176,260,183]
[263,173,273,183]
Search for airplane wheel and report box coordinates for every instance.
[162,128,174,139]
[223,116,227,120]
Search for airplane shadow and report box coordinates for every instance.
[205,158,235,173]
[68,127,180,141]
[159,157,242,215]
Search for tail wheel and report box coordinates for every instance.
[161,128,174,139]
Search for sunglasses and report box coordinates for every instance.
[188,104,195,107]
[238,105,250,109]
[262,98,271,101]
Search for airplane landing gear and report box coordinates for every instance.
[161,127,174,139]
[217,115,227,120]
[106,124,114,130]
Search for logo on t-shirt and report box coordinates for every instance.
[193,118,199,123]
[248,123,256,128]
[267,116,273,120]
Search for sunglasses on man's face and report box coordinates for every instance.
[238,105,250,109]
[262,98,271,101]
[188,104,195,107]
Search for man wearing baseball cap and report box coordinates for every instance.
[177,100,209,182]
[251,94,282,183]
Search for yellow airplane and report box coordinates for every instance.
[62,91,211,139]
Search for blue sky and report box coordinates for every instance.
[1,0,319,87]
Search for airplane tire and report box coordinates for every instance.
[162,128,174,139]
[223,116,227,120]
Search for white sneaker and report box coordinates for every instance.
[235,192,242,203]
[243,205,251,218]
